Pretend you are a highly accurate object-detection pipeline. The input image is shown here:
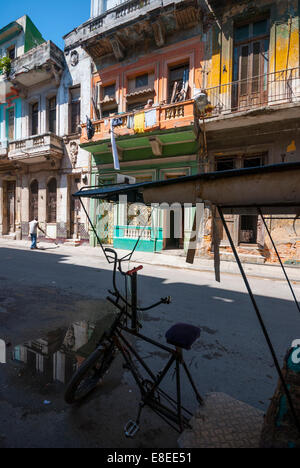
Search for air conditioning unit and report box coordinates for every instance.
[116,174,136,185]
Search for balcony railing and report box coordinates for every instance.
[8,133,64,163]
[205,67,300,118]
[81,100,195,142]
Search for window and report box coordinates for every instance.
[47,178,57,223]
[48,97,57,133]
[168,64,189,102]
[127,101,149,112]
[243,156,263,168]
[135,74,148,88]
[102,107,118,118]
[7,46,15,60]
[239,154,264,244]
[69,86,81,134]
[31,103,39,136]
[99,83,117,117]
[7,108,14,140]
[216,158,235,171]
[103,84,115,99]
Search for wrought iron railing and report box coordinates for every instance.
[204,67,300,117]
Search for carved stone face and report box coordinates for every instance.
[70,50,79,67]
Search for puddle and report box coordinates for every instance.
[0,313,115,394]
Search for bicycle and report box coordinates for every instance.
[64,247,203,436]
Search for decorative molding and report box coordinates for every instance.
[70,50,79,67]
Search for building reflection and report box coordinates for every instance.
[11,318,111,384]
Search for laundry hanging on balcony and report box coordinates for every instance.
[86,116,95,140]
[134,112,145,133]
[145,108,156,128]
[110,120,120,171]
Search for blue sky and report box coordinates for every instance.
[2,0,90,50]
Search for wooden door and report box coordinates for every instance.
[7,181,15,233]
[233,39,268,110]
[70,177,81,237]
[29,180,38,220]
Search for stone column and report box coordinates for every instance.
[15,172,22,240]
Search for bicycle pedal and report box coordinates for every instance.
[124,420,139,437]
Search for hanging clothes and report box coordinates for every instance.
[134,112,145,133]
[127,114,134,129]
[110,120,120,171]
[145,108,156,128]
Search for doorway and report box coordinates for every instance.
[6,181,16,234]
[69,176,81,238]
[29,180,39,221]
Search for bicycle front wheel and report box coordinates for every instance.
[65,342,116,404]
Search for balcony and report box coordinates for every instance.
[10,41,65,92]
[65,0,202,61]
[8,133,64,165]
[81,100,195,143]
[204,68,300,120]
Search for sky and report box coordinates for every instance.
[1,0,90,50]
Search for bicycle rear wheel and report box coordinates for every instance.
[65,342,116,404]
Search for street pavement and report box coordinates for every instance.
[0,238,300,448]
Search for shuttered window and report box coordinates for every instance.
[48,97,57,133]
[8,108,14,140]
[31,103,39,135]
[70,87,81,134]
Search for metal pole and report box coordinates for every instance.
[217,205,300,435]
[258,207,300,315]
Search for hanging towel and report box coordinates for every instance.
[145,108,156,128]
[134,112,145,133]
[110,120,120,171]
[127,114,134,129]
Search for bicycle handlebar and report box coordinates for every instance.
[104,247,171,311]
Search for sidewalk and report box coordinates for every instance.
[1,237,300,282]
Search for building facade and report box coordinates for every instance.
[63,0,300,265]
[65,0,205,253]
[0,16,91,244]
[1,1,300,265]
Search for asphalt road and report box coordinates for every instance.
[0,240,300,448]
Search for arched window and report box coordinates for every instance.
[29,180,38,221]
[47,178,57,223]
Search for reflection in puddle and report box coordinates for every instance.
[5,313,114,385]
[0,339,5,363]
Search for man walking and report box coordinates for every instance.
[29,217,46,250]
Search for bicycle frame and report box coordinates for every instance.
[103,253,202,434]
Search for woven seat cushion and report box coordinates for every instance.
[165,323,200,350]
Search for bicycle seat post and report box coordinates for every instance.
[131,271,138,331]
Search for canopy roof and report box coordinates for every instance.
[75,161,300,215]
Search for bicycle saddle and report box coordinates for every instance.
[165,323,201,350]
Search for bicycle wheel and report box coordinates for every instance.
[64,341,116,404]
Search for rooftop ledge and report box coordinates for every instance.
[64,0,202,58]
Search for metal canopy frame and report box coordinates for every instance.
[75,162,300,435]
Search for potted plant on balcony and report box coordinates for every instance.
[0,57,12,78]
